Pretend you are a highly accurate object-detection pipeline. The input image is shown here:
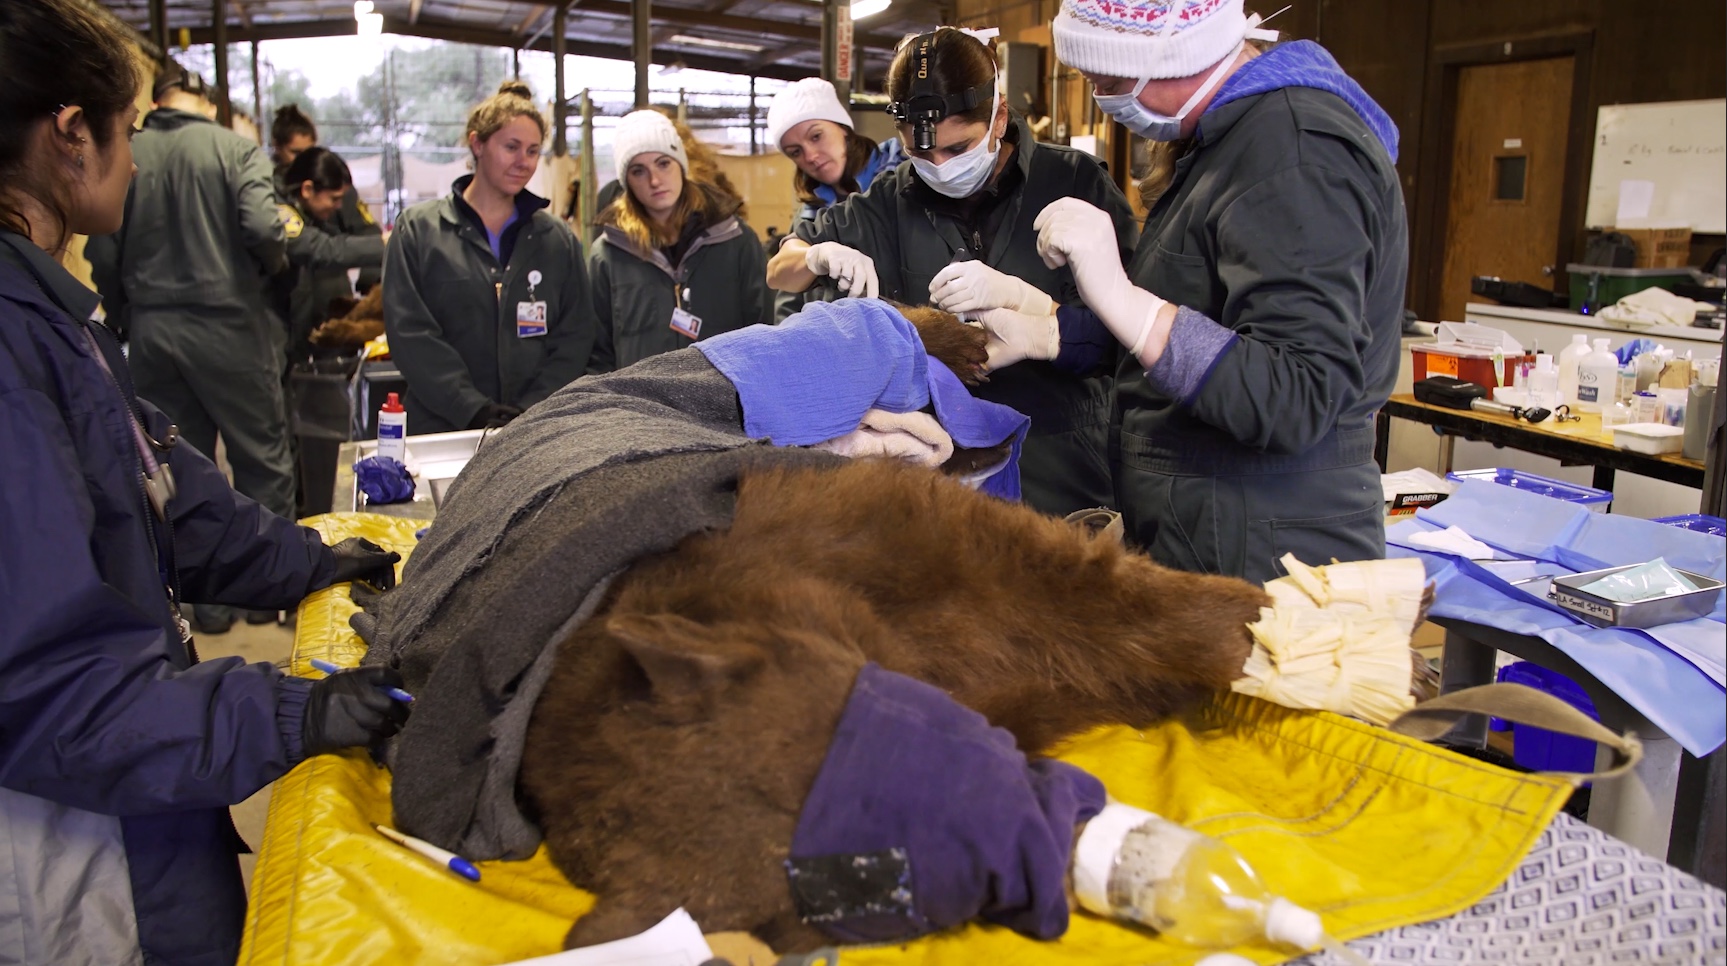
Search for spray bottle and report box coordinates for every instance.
[376,392,407,463]
[1072,803,1368,964]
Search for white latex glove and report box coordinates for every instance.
[973,307,1059,373]
[1033,198,1172,367]
[804,242,880,299]
[928,261,1055,317]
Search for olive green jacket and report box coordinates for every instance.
[588,192,769,373]
[792,115,1136,514]
[383,179,595,434]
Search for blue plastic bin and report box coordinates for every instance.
[1445,467,1613,513]
[1651,514,1727,537]
[1492,662,1600,774]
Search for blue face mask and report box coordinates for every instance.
[1091,41,1243,142]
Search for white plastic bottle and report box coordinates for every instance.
[1575,338,1618,413]
[1072,803,1324,952]
[1557,333,1590,407]
[376,391,407,463]
[1525,354,1559,415]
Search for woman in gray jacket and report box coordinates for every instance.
[384,80,594,433]
[588,110,769,373]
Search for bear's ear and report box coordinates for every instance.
[607,613,766,702]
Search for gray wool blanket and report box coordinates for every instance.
[357,349,840,860]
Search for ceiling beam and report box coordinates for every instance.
[408,0,424,24]
[176,16,817,82]
[514,0,899,49]
[745,38,804,70]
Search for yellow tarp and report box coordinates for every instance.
[241,512,1574,966]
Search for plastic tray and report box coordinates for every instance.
[1492,662,1601,774]
[1652,514,1727,537]
[1549,564,1725,628]
[1445,468,1613,512]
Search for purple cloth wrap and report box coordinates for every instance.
[354,456,416,504]
[788,663,1106,944]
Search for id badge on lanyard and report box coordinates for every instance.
[670,285,702,340]
[516,269,548,338]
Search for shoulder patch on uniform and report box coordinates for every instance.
[278,203,304,239]
[355,199,376,225]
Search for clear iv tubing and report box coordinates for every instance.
[1323,934,1372,966]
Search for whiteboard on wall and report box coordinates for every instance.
[1584,98,1726,233]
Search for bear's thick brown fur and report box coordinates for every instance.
[519,456,1270,952]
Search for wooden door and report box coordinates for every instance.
[1437,57,1574,323]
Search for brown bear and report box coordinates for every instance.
[519,453,1271,952]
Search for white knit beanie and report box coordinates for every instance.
[1053,0,1249,80]
[765,77,854,151]
[612,110,688,182]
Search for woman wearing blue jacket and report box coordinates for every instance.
[764,77,903,321]
[0,4,409,963]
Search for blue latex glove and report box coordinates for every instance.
[355,456,415,504]
[1614,338,1657,366]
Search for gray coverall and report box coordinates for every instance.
[89,107,295,520]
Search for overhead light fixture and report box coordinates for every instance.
[851,0,890,19]
[667,33,766,53]
[353,1,372,16]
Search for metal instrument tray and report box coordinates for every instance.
[333,428,486,521]
[1549,564,1724,629]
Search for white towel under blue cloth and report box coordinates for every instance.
[696,298,1031,501]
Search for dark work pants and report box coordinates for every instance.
[1117,457,1385,585]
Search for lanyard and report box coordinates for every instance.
[79,324,178,518]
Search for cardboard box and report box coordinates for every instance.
[1616,226,1692,269]
[1410,321,1527,389]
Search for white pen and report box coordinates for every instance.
[375,824,480,882]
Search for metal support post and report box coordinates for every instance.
[250,40,262,144]
[213,0,231,126]
[821,0,852,103]
[748,76,758,155]
[632,0,651,109]
[579,89,597,248]
[149,0,169,63]
[552,2,568,156]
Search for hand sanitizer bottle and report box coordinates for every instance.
[376,392,408,463]
[1576,338,1618,413]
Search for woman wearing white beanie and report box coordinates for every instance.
[765,77,904,320]
[975,0,1409,583]
[587,110,768,372]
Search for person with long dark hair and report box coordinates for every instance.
[766,27,1134,518]
[270,103,383,297]
[384,80,594,433]
[273,145,384,360]
[588,110,768,372]
[0,2,410,961]
[765,77,902,320]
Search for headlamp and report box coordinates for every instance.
[887,31,994,152]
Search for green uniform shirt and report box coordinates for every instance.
[383,179,595,434]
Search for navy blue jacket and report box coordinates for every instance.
[0,230,334,964]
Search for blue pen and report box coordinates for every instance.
[376,824,481,882]
[308,658,415,704]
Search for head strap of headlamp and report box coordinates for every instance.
[887,30,995,151]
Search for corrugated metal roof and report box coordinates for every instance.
[96,0,944,84]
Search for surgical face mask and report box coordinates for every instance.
[908,89,1002,199]
[1093,42,1242,142]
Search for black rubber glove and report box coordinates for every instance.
[466,402,523,430]
[328,536,400,592]
[301,666,412,757]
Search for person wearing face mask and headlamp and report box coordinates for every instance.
[766,27,1135,517]
[974,0,1408,584]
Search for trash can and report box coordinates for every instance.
[290,353,362,517]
